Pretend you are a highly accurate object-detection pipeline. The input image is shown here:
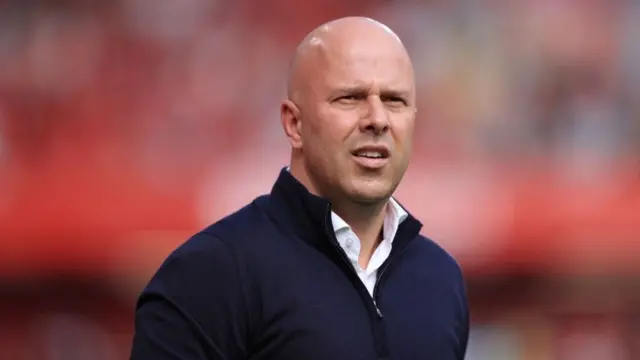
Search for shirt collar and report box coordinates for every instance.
[331,196,408,243]
[270,166,422,250]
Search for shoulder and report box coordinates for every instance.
[150,195,278,283]
[408,234,469,321]
[146,196,271,286]
[144,231,241,297]
[409,234,466,285]
[199,195,274,247]
[140,205,267,314]
[135,224,257,358]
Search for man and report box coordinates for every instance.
[130,17,469,360]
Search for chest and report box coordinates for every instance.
[377,269,466,359]
[248,247,464,360]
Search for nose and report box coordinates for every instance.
[360,95,390,135]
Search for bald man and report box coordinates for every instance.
[130,17,469,360]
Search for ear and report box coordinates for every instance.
[281,99,303,149]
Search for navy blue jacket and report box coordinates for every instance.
[130,168,469,360]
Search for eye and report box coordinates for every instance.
[382,96,407,106]
[336,94,363,103]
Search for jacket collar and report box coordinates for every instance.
[267,167,423,251]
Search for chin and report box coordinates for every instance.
[344,178,396,205]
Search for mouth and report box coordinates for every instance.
[351,146,390,169]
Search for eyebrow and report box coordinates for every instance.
[332,86,411,100]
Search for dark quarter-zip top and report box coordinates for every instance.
[131,167,470,360]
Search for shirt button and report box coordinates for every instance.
[346,238,354,248]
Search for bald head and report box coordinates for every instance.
[286,17,414,102]
[280,16,417,213]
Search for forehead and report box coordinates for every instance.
[317,41,414,91]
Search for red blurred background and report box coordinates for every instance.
[0,1,639,359]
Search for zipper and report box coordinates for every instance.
[372,233,412,314]
[322,204,417,359]
[373,302,383,318]
[323,204,384,318]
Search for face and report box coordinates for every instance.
[285,34,416,205]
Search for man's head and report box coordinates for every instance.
[282,17,416,209]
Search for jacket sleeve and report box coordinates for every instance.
[130,233,253,360]
[457,269,470,360]
[459,296,470,360]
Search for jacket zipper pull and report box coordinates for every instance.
[374,301,384,318]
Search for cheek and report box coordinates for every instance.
[308,112,352,149]
[301,115,324,146]
[393,117,415,148]
[303,120,339,167]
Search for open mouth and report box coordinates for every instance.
[351,146,390,168]
[351,146,390,159]
[353,150,387,159]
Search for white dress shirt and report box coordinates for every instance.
[331,197,408,297]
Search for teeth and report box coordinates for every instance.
[356,151,383,158]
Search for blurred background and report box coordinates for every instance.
[0,0,639,359]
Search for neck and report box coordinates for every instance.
[333,199,388,266]
[289,158,388,266]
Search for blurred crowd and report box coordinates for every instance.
[1,0,638,244]
[1,0,638,171]
[0,0,639,359]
